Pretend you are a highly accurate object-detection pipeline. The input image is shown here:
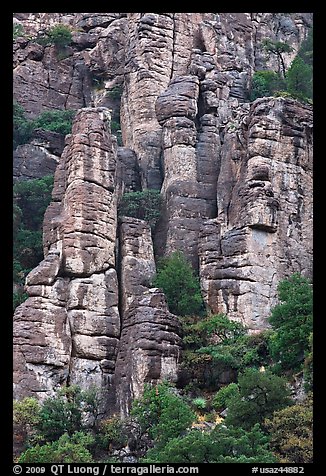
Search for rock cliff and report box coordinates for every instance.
[13,12,313,414]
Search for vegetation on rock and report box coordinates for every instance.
[13,101,75,149]
[152,251,204,316]
[13,175,54,308]
[225,368,291,429]
[119,189,162,230]
[263,395,313,463]
[251,28,313,103]
[268,273,313,373]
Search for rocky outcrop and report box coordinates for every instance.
[199,97,313,330]
[13,108,121,404]
[13,12,313,410]
[13,107,182,413]
[114,217,181,416]
[115,289,181,417]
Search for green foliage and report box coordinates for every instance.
[286,56,312,101]
[212,383,239,411]
[13,23,24,40]
[192,397,207,410]
[97,417,128,450]
[36,385,99,442]
[262,39,293,78]
[250,70,285,101]
[119,189,162,230]
[18,431,94,463]
[13,397,41,432]
[37,24,72,50]
[13,229,43,279]
[182,315,274,390]
[268,273,313,373]
[225,368,291,430]
[303,332,313,391]
[264,395,313,463]
[106,85,123,100]
[13,101,34,149]
[251,32,313,103]
[33,109,75,135]
[14,175,54,230]
[13,176,54,286]
[143,423,276,463]
[13,397,42,452]
[153,251,204,316]
[13,101,75,149]
[131,382,195,447]
[298,28,313,66]
[262,39,293,55]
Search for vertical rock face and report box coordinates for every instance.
[13,108,121,404]
[13,12,313,410]
[200,97,313,329]
[115,217,181,416]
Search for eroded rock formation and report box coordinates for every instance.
[13,12,313,413]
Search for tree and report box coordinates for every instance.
[298,27,313,66]
[268,273,313,372]
[225,368,291,429]
[13,397,41,449]
[250,70,285,100]
[262,39,293,78]
[264,396,313,463]
[33,109,75,135]
[13,100,34,149]
[286,56,312,101]
[13,175,54,287]
[212,383,239,411]
[131,382,195,448]
[143,424,276,463]
[118,189,162,230]
[152,251,204,316]
[36,385,100,442]
[18,432,94,463]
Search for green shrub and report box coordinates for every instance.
[268,273,313,373]
[250,70,285,101]
[225,368,291,430]
[192,397,207,411]
[97,417,128,450]
[212,383,239,411]
[36,385,99,442]
[33,109,75,135]
[106,85,123,100]
[143,423,276,463]
[13,101,34,149]
[286,56,312,101]
[13,290,28,311]
[119,189,162,230]
[264,395,313,463]
[13,175,54,288]
[153,251,204,316]
[37,24,72,50]
[131,382,195,448]
[13,102,75,149]
[18,431,94,463]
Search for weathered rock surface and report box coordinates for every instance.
[13,108,122,403]
[114,289,181,417]
[200,97,313,329]
[119,217,156,315]
[13,13,313,411]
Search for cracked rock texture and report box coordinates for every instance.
[13,12,312,411]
